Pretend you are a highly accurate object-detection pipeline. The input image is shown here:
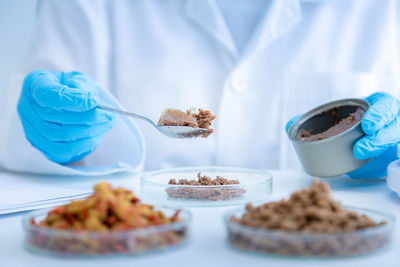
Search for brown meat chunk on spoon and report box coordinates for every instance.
[158,108,216,138]
[97,105,216,138]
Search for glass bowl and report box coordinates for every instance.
[140,166,273,207]
[224,206,395,257]
[23,207,191,257]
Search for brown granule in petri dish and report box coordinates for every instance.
[228,180,389,256]
[166,172,246,201]
[232,180,383,232]
[158,108,216,137]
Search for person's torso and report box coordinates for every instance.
[102,0,400,170]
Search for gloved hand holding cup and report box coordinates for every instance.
[348,92,400,178]
[286,93,400,178]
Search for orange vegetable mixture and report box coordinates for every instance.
[31,182,180,231]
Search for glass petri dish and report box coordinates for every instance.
[224,206,395,257]
[140,166,273,207]
[23,207,191,257]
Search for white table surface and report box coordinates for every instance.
[0,170,399,267]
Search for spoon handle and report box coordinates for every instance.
[97,105,157,127]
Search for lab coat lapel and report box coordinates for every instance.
[185,0,238,58]
[242,0,302,59]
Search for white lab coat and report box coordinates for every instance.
[1,0,400,175]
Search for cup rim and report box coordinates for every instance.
[287,98,369,145]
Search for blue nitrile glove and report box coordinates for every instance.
[285,92,400,179]
[17,70,115,164]
[348,92,400,178]
[285,114,301,133]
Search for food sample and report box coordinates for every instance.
[296,107,365,142]
[227,180,391,256]
[141,167,273,207]
[158,108,216,137]
[166,172,246,201]
[26,182,188,255]
[232,180,383,232]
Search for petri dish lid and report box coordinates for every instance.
[387,159,400,197]
[23,207,191,257]
[140,166,273,207]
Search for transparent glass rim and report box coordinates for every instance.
[224,205,396,238]
[23,206,192,238]
[141,166,273,188]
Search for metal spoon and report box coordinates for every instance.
[97,105,210,138]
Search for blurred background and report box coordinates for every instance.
[0,0,36,94]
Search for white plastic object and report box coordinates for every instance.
[387,159,400,197]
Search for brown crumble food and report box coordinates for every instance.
[232,180,383,233]
[158,108,216,137]
[296,107,365,142]
[165,172,246,201]
[190,109,216,137]
[28,182,187,255]
[227,180,389,256]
